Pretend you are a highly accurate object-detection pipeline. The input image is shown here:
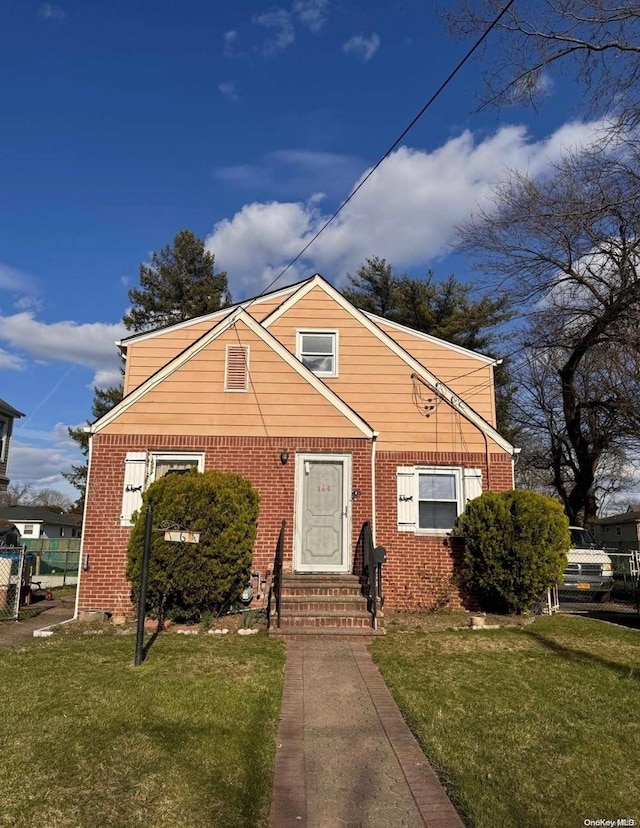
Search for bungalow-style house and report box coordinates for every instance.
[77,275,516,626]
[0,506,82,540]
[594,505,640,552]
[0,398,24,492]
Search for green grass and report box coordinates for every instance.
[0,628,285,828]
[371,614,640,828]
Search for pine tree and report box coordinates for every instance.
[66,230,232,506]
[342,256,515,437]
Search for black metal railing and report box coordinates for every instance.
[362,521,386,629]
[268,520,286,630]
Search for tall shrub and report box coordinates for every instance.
[126,470,260,622]
[454,489,570,614]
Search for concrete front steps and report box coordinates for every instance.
[268,574,385,639]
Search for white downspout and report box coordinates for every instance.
[73,430,93,619]
[371,432,379,544]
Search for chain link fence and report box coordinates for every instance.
[557,546,639,614]
[22,539,80,589]
[0,547,27,621]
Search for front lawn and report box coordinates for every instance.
[1,628,285,828]
[371,614,640,828]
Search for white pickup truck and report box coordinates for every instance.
[559,526,614,602]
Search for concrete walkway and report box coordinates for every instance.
[0,602,73,649]
[269,640,465,828]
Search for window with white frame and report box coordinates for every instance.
[120,451,205,526]
[397,466,482,533]
[151,452,204,480]
[22,524,34,535]
[297,331,337,377]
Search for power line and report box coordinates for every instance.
[243,0,517,310]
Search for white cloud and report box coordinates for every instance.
[205,120,606,299]
[218,81,239,102]
[0,262,37,294]
[38,3,65,21]
[7,442,79,496]
[342,33,380,62]
[0,349,25,370]
[0,313,126,386]
[253,8,295,57]
[223,29,238,58]
[93,368,123,389]
[293,0,329,33]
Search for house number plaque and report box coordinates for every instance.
[164,530,201,544]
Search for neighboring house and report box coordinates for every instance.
[0,398,24,492]
[594,505,640,551]
[77,274,516,618]
[0,506,82,540]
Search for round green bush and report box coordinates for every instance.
[454,489,570,614]
[126,469,260,623]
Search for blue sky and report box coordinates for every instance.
[1,0,601,500]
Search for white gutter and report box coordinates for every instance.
[74,433,93,620]
[371,432,379,544]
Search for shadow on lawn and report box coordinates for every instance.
[524,628,639,682]
[141,629,162,662]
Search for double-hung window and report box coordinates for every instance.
[297,331,337,377]
[397,466,482,534]
[418,468,462,531]
[120,451,205,526]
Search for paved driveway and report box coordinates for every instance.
[0,602,74,649]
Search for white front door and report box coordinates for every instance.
[294,453,351,573]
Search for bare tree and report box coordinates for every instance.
[449,2,640,132]
[0,483,35,508]
[0,483,72,512]
[459,146,640,526]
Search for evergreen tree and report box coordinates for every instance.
[343,257,515,436]
[66,230,232,506]
[124,229,231,332]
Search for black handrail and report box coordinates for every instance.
[268,520,286,630]
[362,521,385,629]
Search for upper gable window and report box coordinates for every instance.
[297,331,337,377]
[225,344,249,392]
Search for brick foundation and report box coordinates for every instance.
[78,436,513,616]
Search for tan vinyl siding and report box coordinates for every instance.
[372,320,497,426]
[267,286,501,451]
[122,291,298,395]
[106,321,363,438]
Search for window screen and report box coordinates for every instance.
[299,332,336,376]
[418,472,459,530]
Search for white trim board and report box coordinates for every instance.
[263,275,516,455]
[117,280,310,348]
[88,306,375,438]
[364,312,496,364]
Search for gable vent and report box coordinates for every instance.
[225,344,249,391]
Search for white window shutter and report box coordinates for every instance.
[120,452,147,527]
[463,468,483,506]
[397,466,416,531]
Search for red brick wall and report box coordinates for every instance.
[374,451,513,611]
[79,436,513,616]
[78,434,372,616]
